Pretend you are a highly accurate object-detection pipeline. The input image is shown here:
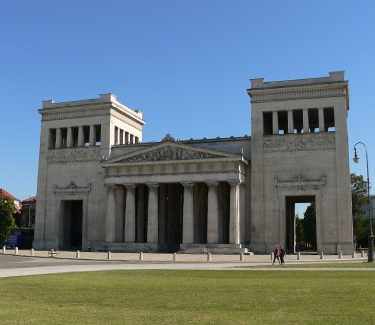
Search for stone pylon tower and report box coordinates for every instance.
[248,71,353,254]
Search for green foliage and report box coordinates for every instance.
[351,173,370,247]
[303,204,317,250]
[0,198,17,245]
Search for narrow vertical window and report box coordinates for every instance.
[49,129,56,149]
[95,125,101,145]
[135,136,139,144]
[61,128,68,148]
[125,132,129,144]
[114,126,119,145]
[263,112,273,135]
[324,107,335,132]
[277,111,288,135]
[83,126,90,146]
[293,110,303,134]
[130,134,134,144]
[308,109,319,133]
[72,127,79,147]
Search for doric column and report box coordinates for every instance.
[56,128,62,148]
[89,125,95,146]
[303,109,309,133]
[182,182,194,244]
[319,108,325,132]
[105,185,116,242]
[136,185,146,242]
[229,181,240,245]
[287,110,294,133]
[124,184,136,242]
[67,127,73,148]
[78,126,84,146]
[272,111,278,135]
[207,181,219,243]
[147,183,159,243]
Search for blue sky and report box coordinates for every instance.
[0,1,374,199]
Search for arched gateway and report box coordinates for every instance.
[33,72,353,254]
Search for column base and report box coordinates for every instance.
[179,243,250,254]
[88,242,159,252]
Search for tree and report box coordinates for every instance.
[0,198,16,245]
[303,204,317,250]
[351,173,369,247]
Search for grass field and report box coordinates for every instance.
[1,270,375,324]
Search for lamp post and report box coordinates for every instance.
[353,141,373,262]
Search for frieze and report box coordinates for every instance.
[275,175,326,191]
[122,145,225,163]
[250,84,346,103]
[263,133,335,152]
[47,147,102,163]
[54,181,91,194]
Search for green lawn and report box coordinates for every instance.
[1,270,375,324]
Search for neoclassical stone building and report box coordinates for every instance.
[34,71,353,254]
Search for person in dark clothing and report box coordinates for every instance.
[272,246,281,265]
[279,247,286,264]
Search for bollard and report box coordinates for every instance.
[30,248,34,256]
[139,251,144,262]
[320,250,324,260]
[361,249,365,258]
[2,246,6,255]
[207,252,212,262]
[76,250,80,259]
[240,253,244,262]
[15,247,18,255]
[107,251,111,260]
[173,253,177,263]
[338,250,343,259]
[297,251,301,261]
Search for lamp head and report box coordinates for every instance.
[353,147,359,163]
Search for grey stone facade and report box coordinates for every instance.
[34,72,353,254]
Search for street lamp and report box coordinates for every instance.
[353,141,373,262]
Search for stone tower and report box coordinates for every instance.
[248,71,353,254]
[33,93,144,249]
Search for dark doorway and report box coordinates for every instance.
[62,200,83,250]
[285,196,316,253]
[158,184,183,252]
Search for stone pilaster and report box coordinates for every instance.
[303,109,309,133]
[89,125,95,146]
[207,181,219,243]
[229,181,240,245]
[56,128,62,148]
[78,126,84,146]
[182,182,194,244]
[319,108,325,132]
[124,184,136,242]
[105,185,116,242]
[147,183,159,243]
[272,111,278,135]
[66,127,73,148]
[288,110,294,133]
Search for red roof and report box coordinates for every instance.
[0,188,19,201]
[22,196,36,204]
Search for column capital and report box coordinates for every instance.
[146,183,159,190]
[181,182,195,188]
[123,183,137,190]
[206,181,219,187]
[227,180,240,186]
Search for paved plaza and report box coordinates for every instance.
[0,251,369,278]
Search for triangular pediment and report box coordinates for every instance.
[105,142,240,165]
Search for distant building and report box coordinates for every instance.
[20,196,36,228]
